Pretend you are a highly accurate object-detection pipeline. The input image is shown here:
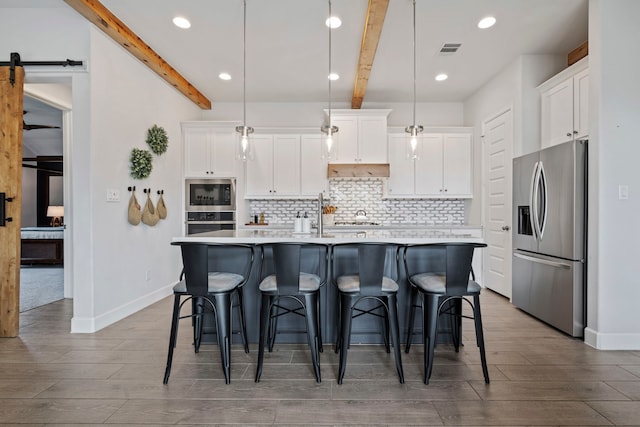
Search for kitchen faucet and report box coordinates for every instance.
[317,192,323,235]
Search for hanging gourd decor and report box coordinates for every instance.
[129,148,153,179]
[146,124,169,155]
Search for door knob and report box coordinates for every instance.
[502,225,511,231]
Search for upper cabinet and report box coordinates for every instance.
[387,131,473,198]
[539,57,588,149]
[245,134,300,197]
[327,109,390,163]
[183,122,237,178]
[244,132,328,199]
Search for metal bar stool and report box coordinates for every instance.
[164,242,254,384]
[403,242,489,384]
[254,242,329,383]
[332,242,404,384]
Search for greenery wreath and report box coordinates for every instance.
[130,148,153,179]
[146,124,169,155]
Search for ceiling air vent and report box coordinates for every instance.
[439,43,462,55]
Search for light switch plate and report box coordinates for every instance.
[106,189,120,202]
[619,185,629,200]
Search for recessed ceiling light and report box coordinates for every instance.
[173,16,191,29]
[435,73,448,81]
[325,16,342,29]
[478,16,496,29]
[328,73,339,81]
[218,73,231,81]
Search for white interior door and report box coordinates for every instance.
[482,108,513,298]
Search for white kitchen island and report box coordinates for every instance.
[171,226,485,345]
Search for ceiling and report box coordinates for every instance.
[9,0,588,156]
[22,96,63,157]
[93,0,588,105]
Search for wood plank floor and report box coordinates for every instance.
[1,290,639,426]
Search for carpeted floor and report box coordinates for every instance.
[19,266,64,312]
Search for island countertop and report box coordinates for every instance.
[172,227,484,244]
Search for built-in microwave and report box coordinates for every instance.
[185,178,236,211]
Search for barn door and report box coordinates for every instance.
[0,64,24,337]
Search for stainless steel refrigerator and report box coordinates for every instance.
[512,139,587,337]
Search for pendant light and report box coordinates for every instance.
[236,0,254,161]
[321,0,338,160]
[405,0,423,160]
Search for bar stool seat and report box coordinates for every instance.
[259,272,321,292]
[410,273,481,294]
[172,272,244,293]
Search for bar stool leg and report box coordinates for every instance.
[236,288,250,353]
[405,286,419,353]
[304,293,322,383]
[387,294,404,384]
[255,294,271,382]
[337,293,354,385]
[163,294,181,384]
[214,293,232,384]
[423,293,440,385]
[473,294,490,384]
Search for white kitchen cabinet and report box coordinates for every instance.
[539,58,588,148]
[387,132,472,198]
[300,134,329,197]
[328,109,390,163]
[183,122,237,178]
[245,134,300,197]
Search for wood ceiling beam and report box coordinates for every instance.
[351,0,389,109]
[64,0,212,110]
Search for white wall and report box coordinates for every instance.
[463,55,565,226]
[200,101,464,128]
[69,27,202,332]
[1,6,203,332]
[585,0,640,349]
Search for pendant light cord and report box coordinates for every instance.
[412,0,416,126]
[328,0,333,129]
[242,0,247,127]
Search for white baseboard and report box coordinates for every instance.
[584,327,640,350]
[70,282,175,333]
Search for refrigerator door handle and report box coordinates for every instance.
[538,161,548,239]
[529,161,540,240]
[513,251,571,269]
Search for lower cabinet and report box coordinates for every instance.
[387,132,473,198]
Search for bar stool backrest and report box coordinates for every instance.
[273,243,303,294]
[358,244,387,290]
[404,242,487,296]
[259,243,327,294]
[180,243,210,297]
[333,243,398,296]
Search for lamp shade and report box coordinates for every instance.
[47,205,64,217]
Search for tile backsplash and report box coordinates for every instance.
[249,178,464,225]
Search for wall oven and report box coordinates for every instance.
[185,211,236,235]
[185,178,236,235]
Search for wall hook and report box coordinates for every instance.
[157,189,164,195]
[128,186,136,192]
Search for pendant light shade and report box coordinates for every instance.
[321,0,338,160]
[405,0,423,160]
[236,0,254,161]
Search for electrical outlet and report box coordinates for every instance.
[106,189,120,202]
[145,270,151,281]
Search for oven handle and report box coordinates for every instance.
[185,221,237,225]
